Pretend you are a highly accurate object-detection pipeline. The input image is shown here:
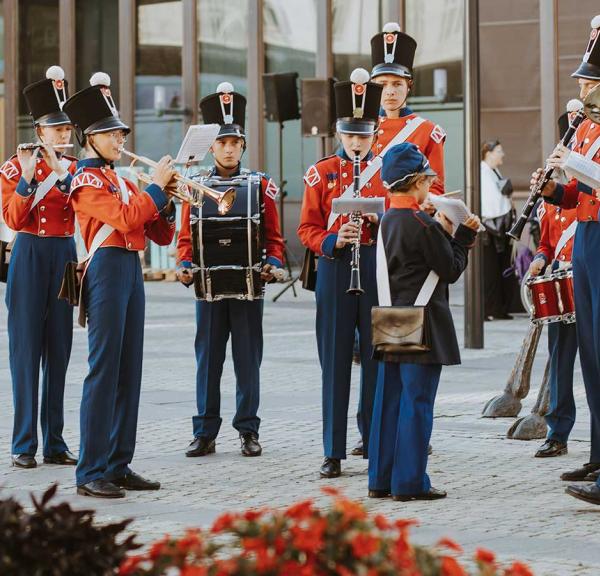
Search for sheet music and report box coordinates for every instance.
[429,193,485,232]
[175,124,221,164]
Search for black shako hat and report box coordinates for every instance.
[334,68,383,135]
[23,66,71,126]
[371,22,417,79]
[572,15,600,80]
[199,82,246,139]
[62,72,130,136]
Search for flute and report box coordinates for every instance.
[17,143,74,151]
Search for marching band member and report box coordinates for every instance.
[298,69,386,479]
[530,207,578,459]
[534,15,600,503]
[177,83,284,458]
[1,66,78,469]
[62,72,176,498]
[368,143,479,501]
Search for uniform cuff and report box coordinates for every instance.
[144,183,169,212]
[179,260,192,269]
[56,173,72,194]
[547,183,564,206]
[321,233,338,258]
[577,181,593,195]
[266,256,283,268]
[533,253,548,264]
[162,200,176,222]
[16,177,37,197]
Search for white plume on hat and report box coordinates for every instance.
[382,22,401,33]
[350,68,370,85]
[566,99,583,113]
[217,82,234,94]
[46,66,65,81]
[591,15,600,29]
[90,72,111,87]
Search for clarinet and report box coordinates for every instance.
[507,109,586,240]
[347,151,364,295]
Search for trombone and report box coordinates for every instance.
[119,149,236,216]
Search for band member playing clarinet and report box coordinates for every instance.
[177,83,284,458]
[62,72,176,498]
[533,15,600,503]
[1,66,78,469]
[369,143,479,501]
[529,202,578,459]
[298,69,386,479]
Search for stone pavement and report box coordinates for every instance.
[0,278,599,575]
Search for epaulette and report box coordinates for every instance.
[71,169,104,191]
[0,156,20,180]
[429,124,446,145]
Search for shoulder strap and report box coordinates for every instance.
[585,133,600,160]
[31,158,72,209]
[327,116,427,230]
[554,220,577,259]
[376,221,440,307]
[116,175,130,205]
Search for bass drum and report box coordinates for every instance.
[191,173,265,301]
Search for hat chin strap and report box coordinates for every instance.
[88,136,112,167]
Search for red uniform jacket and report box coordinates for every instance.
[177,170,285,267]
[554,119,600,221]
[535,203,577,264]
[373,109,446,196]
[1,154,77,237]
[70,159,175,252]
[298,152,389,257]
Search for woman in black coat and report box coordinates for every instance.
[368,143,480,501]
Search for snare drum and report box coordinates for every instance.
[526,267,575,324]
[191,173,265,301]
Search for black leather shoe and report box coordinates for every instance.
[240,433,262,457]
[11,454,36,469]
[368,489,390,498]
[561,462,600,481]
[43,450,77,465]
[185,436,216,457]
[351,440,364,456]
[392,487,447,502]
[585,470,600,482]
[565,483,600,505]
[320,457,341,478]
[112,471,160,491]
[535,439,568,458]
[77,479,125,499]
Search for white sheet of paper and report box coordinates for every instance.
[429,193,485,232]
[175,124,221,164]
[564,151,600,189]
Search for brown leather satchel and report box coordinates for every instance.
[371,305,430,357]
[58,261,83,307]
[300,248,317,291]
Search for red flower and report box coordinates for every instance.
[350,532,380,558]
[274,535,287,555]
[244,508,264,522]
[291,518,326,555]
[148,537,169,560]
[321,486,341,497]
[119,555,144,575]
[437,537,463,553]
[242,537,266,553]
[475,548,496,565]
[335,498,367,523]
[181,567,208,576]
[440,555,468,576]
[504,561,534,576]
[285,499,314,520]
[176,529,203,553]
[211,512,237,533]
[280,561,316,576]
[374,514,392,531]
[395,518,419,531]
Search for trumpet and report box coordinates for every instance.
[119,149,236,216]
[17,143,74,151]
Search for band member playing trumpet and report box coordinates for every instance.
[62,72,176,498]
[298,69,386,479]
[177,83,284,458]
[532,15,600,503]
[1,66,78,469]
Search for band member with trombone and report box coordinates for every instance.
[368,143,479,501]
[298,69,386,478]
[531,15,600,503]
[62,72,176,498]
[1,66,78,469]
[177,83,284,458]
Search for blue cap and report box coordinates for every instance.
[381,142,437,190]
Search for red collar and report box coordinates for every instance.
[389,195,420,210]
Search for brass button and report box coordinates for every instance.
[341,160,347,167]
[555,214,560,219]
[63,218,68,222]
[64,231,69,235]
[40,229,46,235]
[590,199,595,205]
[40,205,46,211]
[342,173,348,178]
[41,217,47,223]
[378,129,384,135]
[37,169,43,175]
[127,242,132,249]
[561,217,566,222]
[63,206,68,211]
[588,216,593,221]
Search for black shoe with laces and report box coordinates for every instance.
[185,436,216,457]
[240,433,262,457]
[320,457,341,478]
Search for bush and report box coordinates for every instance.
[0,484,140,576]
[119,487,533,576]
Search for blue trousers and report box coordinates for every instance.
[545,322,577,443]
[192,299,263,439]
[316,245,378,459]
[368,362,442,495]
[572,222,600,475]
[5,233,75,457]
[76,249,145,486]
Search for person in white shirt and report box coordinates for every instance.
[480,139,516,320]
